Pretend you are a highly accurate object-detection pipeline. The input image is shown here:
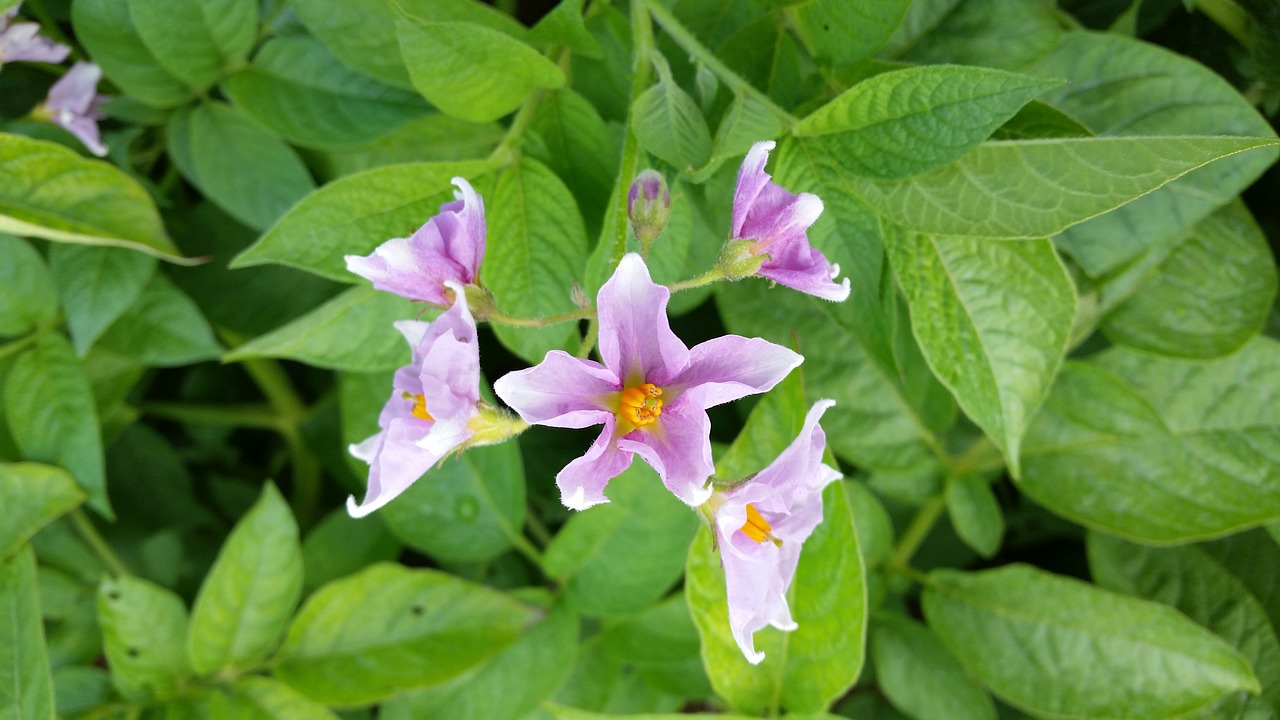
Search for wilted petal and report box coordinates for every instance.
[618,400,714,506]
[670,335,802,410]
[494,351,619,429]
[597,253,689,387]
[558,418,634,510]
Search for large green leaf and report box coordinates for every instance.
[788,0,910,67]
[944,474,1003,559]
[0,235,57,338]
[187,483,302,675]
[397,17,564,123]
[686,481,866,715]
[232,160,492,281]
[871,613,996,720]
[0,463,84,562]
[1026,32,1279,278]
[1089,533,1280,716]
[95,273,222,367]
[0,134,180,260]
[222,36,429,150]
[164,679,339,720]
[885,229,1075,473]
[1101,201,1277,359]
[300,509,401,593]
[125,0,256,91]
[847,136,1279,239]
[528,88,618,235]
[4,334,108,518]
[47,244,156,355]
[97,575,190,702]
[274,563,538,706]
[895,0,1061,70]
[1020,339,1280,543]
[379,438,526,565]
[923,564,1259,719]
[167,102,316,232]
[71,0,193,108]
[599,596,711,699]
[482,158,589,364]
[381,603,578,720]
[631,74,713,171]
[223,287,418,373]
[543,463,698,617]
[548,710,755,720]
[0,546,55,720]
[795,65,1061,179]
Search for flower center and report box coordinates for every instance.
[618,382,663,427]
[740,503,782,546]
[402,391,434,421]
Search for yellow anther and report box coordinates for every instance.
[618,383,664,427]
[402,391,434,421]
[740,503,781,546]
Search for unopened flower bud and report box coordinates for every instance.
[570,281,589,310]
[627,169,671,250]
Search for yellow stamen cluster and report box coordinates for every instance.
[402,391,434,421]
[619,382,663,427]
[740,503,781,546]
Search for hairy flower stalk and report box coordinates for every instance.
[494,253,802,509]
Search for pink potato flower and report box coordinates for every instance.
[710,399,841,664]
[730,140,850,302]
[0,5,71,66]
[494,253,802,510]
[345,177,486,307]
[347,285,482,518]
[42,62,108,157]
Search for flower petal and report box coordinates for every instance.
[670,335,802,410]
[617,400,714,506]
[732,141,776,239]
[494,350,619,429]
[760,238,851,302]
[597,253,690,386]
[0,22,71,64]
[721,544,796,664]
[557,418,634,509]
[346,417,442,518]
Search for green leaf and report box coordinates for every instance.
[305,115,504,181]
[48,243,156,355]
[482,158,589,364]
[287,0,412,88]
[379,437,526,565]
[125,0,256,91]
[1026,33,1278,278]
[164,680,340,720]
[95,272,222,367]
[222,36,429,150]
[925,565,1260,719]
[4,334,108,518]
[543,462,698,617]
[528,0,604,58]
[599,596,711,698]
[528,88,618,236]
[717,366,807,481]
[71,0,193,108]
[1101,201,1278,359]
[167,102,316,232]
[396,17,564,123]
[547,710,756,720]
[224,287,418,373]
[991,100,1093,141]
[795,66,1061,179]
[232,160,492,281]
[1020,339,1280,543]
[52,665,112,717]
[944,474,1003,559]
[1089,533,1280,716]
[845,480,894,568]
[690,94,784,181]
[0,463,85,562]
[274,563,538,706]
[0,235,57,338]
[686,482,866,715]
[1202,529,1280,649]
[0,546,55,720]
[0,134,181,261]
[885,229,1075,473]
[871,613,996,720]
[381,603,578,720]
[631,74,713,171]
[788,0,910,67]
[97,575,190,702]
[187,482,302,675]
[896,0,1061,70]
[301,510,401,593]
[848,136,1280,239]
[879,0,964,58]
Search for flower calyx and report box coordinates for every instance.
[715,239,767,281]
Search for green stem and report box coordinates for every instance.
[576,318,599,359]
[948,435,1003,478]
[486,47,571,166]
[0,332,38,362]
[887,494,945,572]
[643,0,799,128]
[525,512,553,548]
[508,529,547,570]
[69,509,130,578]
[667,267,726,293]
[141,402,283,431]
[1193,0,1253,47]
[485,307,595,328]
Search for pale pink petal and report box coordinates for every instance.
[347,416,442,518]
[759,242,851,302]
[732,141,775,238]
[670,335,802,410]
[617,400,714,506]
[557,418,634,510]
[44,63,108,157]
[494,351,619,429]
[597,253,690,386]
[0,21,70,64]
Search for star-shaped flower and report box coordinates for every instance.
[494,253,802,509]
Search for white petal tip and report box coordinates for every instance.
[346,495,372,518]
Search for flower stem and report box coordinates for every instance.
[69,509,130,578]
[484,307,595,328]
[667,267,726,293]
[643,0,799,128]
[576,318,600,358]
[0,332,38,362]
[887,494,946,573]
